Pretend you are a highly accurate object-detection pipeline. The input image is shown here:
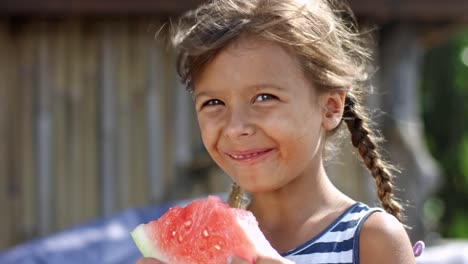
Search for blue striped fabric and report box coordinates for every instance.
[282,202,383,264]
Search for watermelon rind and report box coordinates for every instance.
[130,224,167,262]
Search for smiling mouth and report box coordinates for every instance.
[226,148,273,162]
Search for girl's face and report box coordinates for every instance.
[193,37,342,193]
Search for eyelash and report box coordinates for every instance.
[201,99,224,108]
[200,93,278,109]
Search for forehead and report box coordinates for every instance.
[193,36,308,91]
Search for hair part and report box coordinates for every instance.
[172,0,404,221]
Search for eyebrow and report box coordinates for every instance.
[193,83,286,101]
[249,83,286,92]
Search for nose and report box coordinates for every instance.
[224,106,255,139]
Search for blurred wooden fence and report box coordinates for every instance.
[0,17,372,251]
[0,18,232,250]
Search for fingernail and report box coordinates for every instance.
[413,241,425,257]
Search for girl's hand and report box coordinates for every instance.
[228,255,294,264]
[136,258,166,264]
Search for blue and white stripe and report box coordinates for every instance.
[282,203,383,264]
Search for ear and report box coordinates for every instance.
[320,91,346,131]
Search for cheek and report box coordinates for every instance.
[266,108,320,140]
[274,110,322,157]
[197,116,220,151]
[198,119,229,171]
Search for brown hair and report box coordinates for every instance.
[171,0,403,221]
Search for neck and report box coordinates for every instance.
[247,162,353,252]
[249,163,333,223]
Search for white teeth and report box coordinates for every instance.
[231,152,261,159]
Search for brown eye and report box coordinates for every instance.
[254,94,277,102]
[202,99,224,108]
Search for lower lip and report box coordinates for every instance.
[227,149,274,164]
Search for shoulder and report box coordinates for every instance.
[359,211,415,264]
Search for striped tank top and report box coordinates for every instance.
[281,202,383,264]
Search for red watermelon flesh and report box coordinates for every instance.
[130,196,281,264]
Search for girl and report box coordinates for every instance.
[139,0,416,263]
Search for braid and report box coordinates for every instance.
[343,96,403,221]
[227,182,245,209]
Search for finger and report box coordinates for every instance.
[136,257,166,264]
[227,255,251,264]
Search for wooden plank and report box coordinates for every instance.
[173,74,192,168]
[37,22,54,236]
[146,25,167,203]
[7,21,24,248]
[129,21,150,206]
[18,21,38,244]
[0,21,12,250]
[0,0,468,22]
[0,0,204,15]
[51,20,69,230]
[81,20,99,221]
[100,22,117,217]
[68,21,84,225]
[171,51,193,199]
[162,49,177,201]
[116,21,132,210]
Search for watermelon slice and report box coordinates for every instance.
[130,196,281,264]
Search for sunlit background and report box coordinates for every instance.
[0,0,467,263]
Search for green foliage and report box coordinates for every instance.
[421,30,468,238]
[449,212,468,238]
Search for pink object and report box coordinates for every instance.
[413,241,425,257]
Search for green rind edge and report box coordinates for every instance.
[130,224,157,258]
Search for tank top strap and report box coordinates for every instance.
[352,206,384,264]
